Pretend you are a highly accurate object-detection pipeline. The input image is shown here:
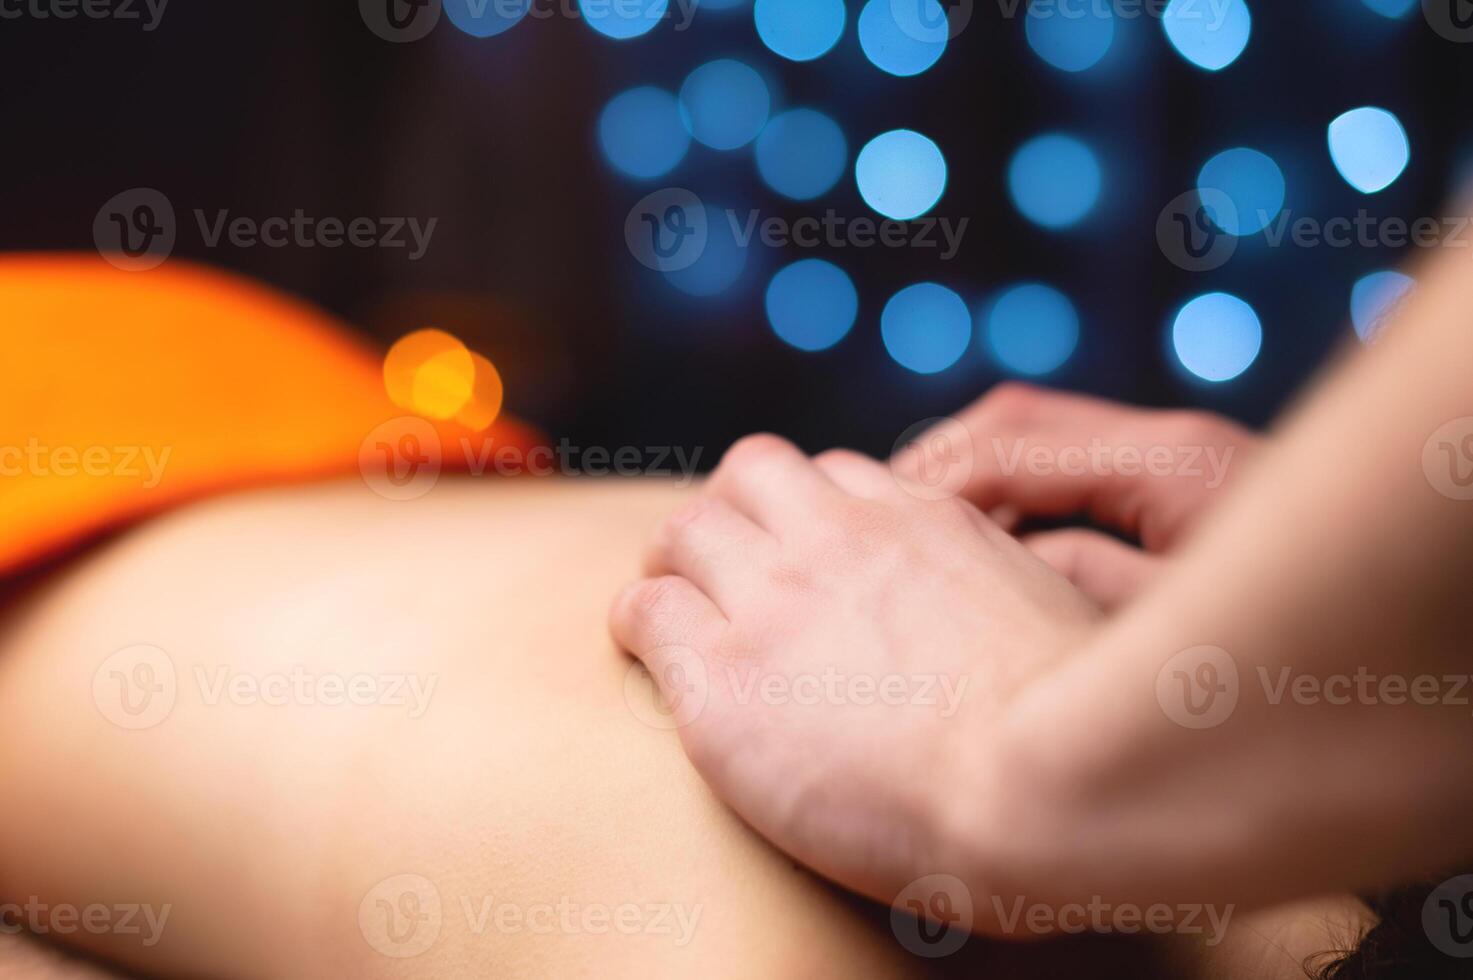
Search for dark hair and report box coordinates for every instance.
[1313,879,1472,980]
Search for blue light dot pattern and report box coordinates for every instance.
[1196,147,1285,236]
[855,129,947,220]
[1007,134,1102,229]
[753,0,846,62]
[1172,292,1263,382]
[1328,107,1411,194]
[444,0,531,37]
[1162,0,1252,71]
[766,259,859,351]
[664,204,748,296]
[1025,1,1115,73]
[858,0,948,77]
[579,0,669,39]
[599,87,690,179]
[985,284,1080,376]
[881,283,971,374]
[755,109,848,200]
[1350,270,1415,342]
[678,60,772,150]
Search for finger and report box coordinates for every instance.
[899,382,1252,550]
[813,449,899,499]
[1021,529,1161,611]
[705,433,839,533]
[610,575,726,670]
[644,497,774,611]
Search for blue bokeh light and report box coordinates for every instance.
[881,283,971,374]
[1162,0,1252,71]
[985,284,1080,377]
[855,129,947,220]
[1350,270,1415,342]
[664,204,749,296]
[1328,107,1411,194]
[1007,134,1102,230]
[1025,1,1115,73]
[598,87,690,179]
[1196,147,1285,236]
[579,0,668,39]
[755,109,847,201]
[678,60,772,150]
[766,260,858,351]
[444,0,531,37]
[1171,292,1263,382]
[754,0,846,61]
[858,0,948,77]
[1361,0,1415,17]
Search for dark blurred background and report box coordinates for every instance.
[2,0,1468,460]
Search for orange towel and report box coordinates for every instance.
[0,254,539,576]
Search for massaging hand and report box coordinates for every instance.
[610,435,1101,924]
[894,383,1260,608]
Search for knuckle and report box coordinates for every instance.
[626,575,688,620]
[980,381,1045,425]
[814,448,865,468]
[664,497,720,538]
[721,433,795,472]
[1159,409,1231,450]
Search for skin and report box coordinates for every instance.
[0,477,1193,979]
[613,243,1473,935]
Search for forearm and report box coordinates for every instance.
[991,244,1473,909]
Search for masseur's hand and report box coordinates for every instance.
[609,435,1101,926]
[894,383,1260,608]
